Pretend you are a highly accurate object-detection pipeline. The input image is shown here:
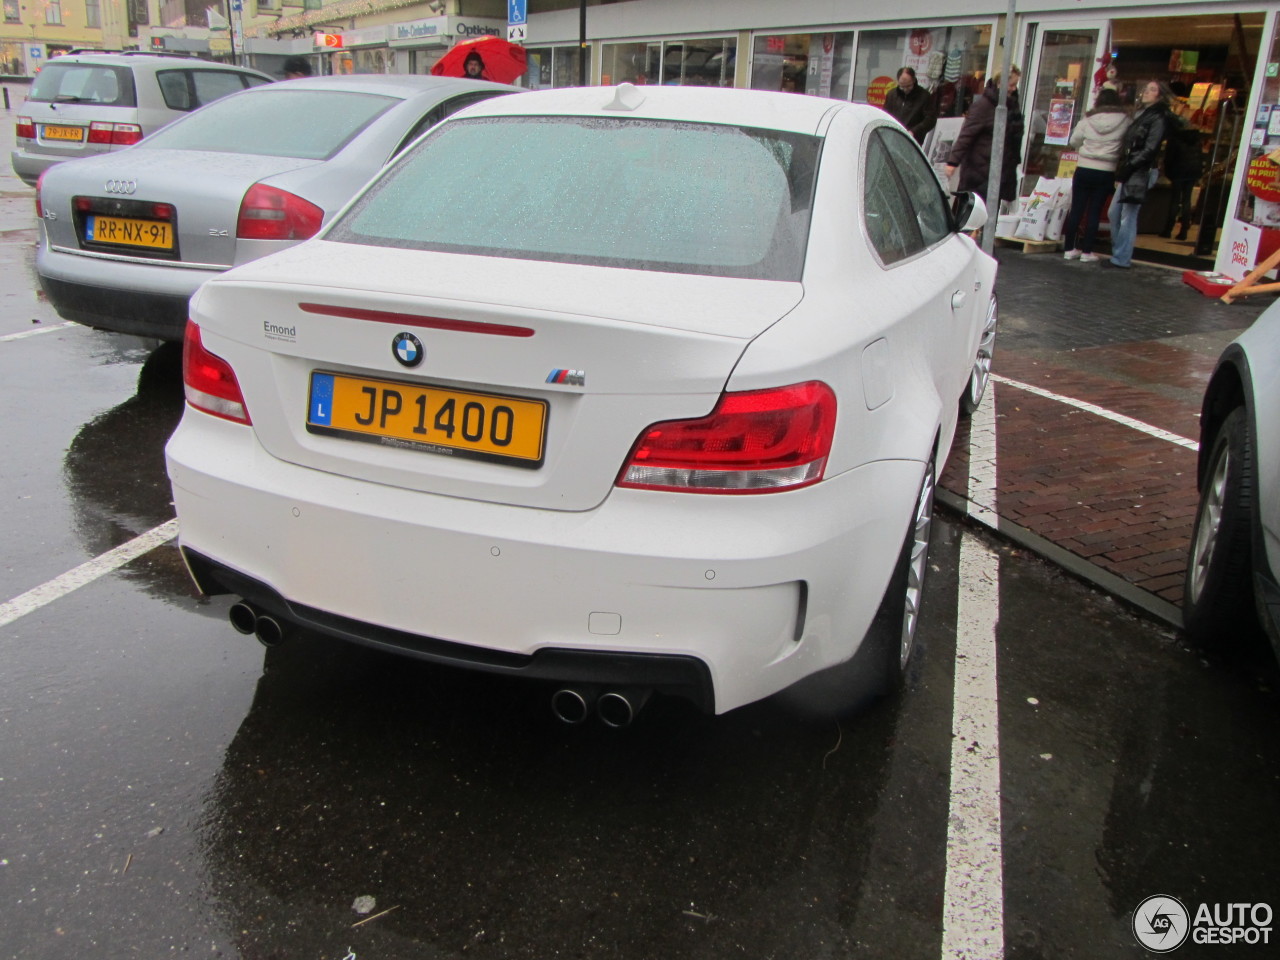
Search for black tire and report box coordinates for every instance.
[960,295,998,417]
[1183,407,1257,643]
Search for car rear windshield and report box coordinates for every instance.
[27,64,136,107]
[327,116,820,281]
[142,89,399,161]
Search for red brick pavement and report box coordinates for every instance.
[941,348,1210,608]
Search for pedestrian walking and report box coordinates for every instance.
[882,67,937,145]
[1062,88,1132,262]
[1107,80,1172,268]
[945,68,1024,206]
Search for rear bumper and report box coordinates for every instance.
[10,148,56,187]
[166,411,924,714]
[37,243,221,340]
[185,547,717,712]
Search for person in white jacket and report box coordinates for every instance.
[1062,89,1133,262]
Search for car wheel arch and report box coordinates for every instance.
[1198,356,1248,488]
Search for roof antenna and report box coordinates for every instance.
[602,82,645,112]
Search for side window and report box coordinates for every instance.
[156,70,192,111]
[191,71,252,108]
[390,93,510,159]
[863,135,920,266]
[243,74,272,89]
[877,128,952,248]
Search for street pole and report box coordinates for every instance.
[983,0,1018,255]
[578,0,586,86]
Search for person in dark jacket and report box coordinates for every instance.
[882,67,937,144]
[945,68,1024,205]
[1107,80,1172,267]
[1160,111,1203,240]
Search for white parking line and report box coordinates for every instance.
[0,321,75,342]
[992,374,1198,450]
[942,388,1005,960]
[0,520,178,629]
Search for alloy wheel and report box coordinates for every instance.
[1187,440,1230,604]
[900,465,936,667]
[967,296,998,411]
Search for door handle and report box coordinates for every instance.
[951,290,967,310]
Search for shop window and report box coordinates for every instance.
[355,49,387,75]
[854,26,991,120]
[600,38,734,88]
[525,45,589,89]
[601,42,660,86]
[863,134,921,265]
[751,33,853,98]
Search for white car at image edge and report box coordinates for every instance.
[165,84,997,724]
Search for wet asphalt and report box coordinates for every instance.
[3,96,1280,959]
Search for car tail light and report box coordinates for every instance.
[236,183,323,241]
[617,381,837,494]
[17,116,35,139]
[35,169,47,218]
[88,121,143,145]
[183,321,251,425]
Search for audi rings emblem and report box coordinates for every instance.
[104,179,137,195]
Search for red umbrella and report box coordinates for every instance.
[430,36,528,85]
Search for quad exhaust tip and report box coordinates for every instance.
[552,685,651,727]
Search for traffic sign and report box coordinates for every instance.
[508,0,526,26]
[230,0,242,10]
[507,23,526,44]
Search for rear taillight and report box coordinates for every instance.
[183,320,251,425]
[35,169,47,219]
[88,121,143,145]
[17,116,35,139]
[236,183,323,241]
[617,381,837,494]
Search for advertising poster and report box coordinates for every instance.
[1045,99,1075,146]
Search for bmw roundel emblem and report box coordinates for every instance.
[392,332,424,367]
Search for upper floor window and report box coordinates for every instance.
[45,0,63,25]
[4,0,20,24]
[85,0,101,28]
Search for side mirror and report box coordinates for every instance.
[952,192,988,233]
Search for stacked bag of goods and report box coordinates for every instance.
[1013,176,1073,242]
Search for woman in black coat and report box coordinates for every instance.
[882,67,937,145]
[945,69,1024,204]
[1108,80,1171,267]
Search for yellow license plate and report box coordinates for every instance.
[86,215,174,249]
[307,371,547,467]
[42,124,84,141]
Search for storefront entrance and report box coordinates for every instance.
[1022,13,1264,266]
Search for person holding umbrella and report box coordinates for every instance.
[464,51,486,79]
[431,36,528,85]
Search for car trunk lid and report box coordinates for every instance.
[192,240,805,511]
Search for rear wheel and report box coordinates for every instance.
[960,295,998,417]
[1183,407,1257,642]
[779,457,936,716]
[853,455,936,697]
